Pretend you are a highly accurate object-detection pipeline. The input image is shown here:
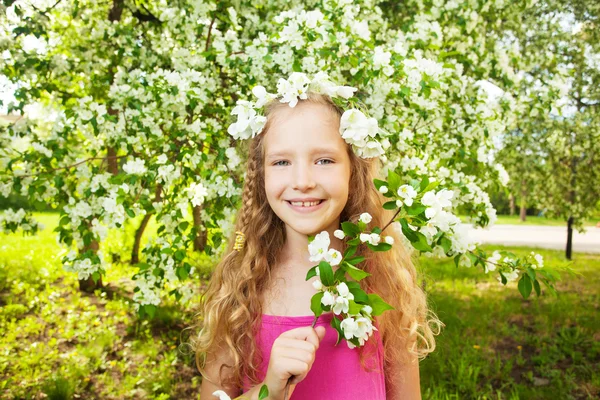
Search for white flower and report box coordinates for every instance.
[384,236,394,245]
[359,213,372,224]
[533,253,544,269]
[341,317,358,339]
[321,290,335,307]
[277,72,311,107]
[325,248,342,266]
[123,158,147,175]
[379,186,388,194]
[397,185,417,207]
[156,154,168,164]
[187,182,208,207]
[308,231,330,263]
[332,282,354,315]
[422,189,454,219]
[212,390,232,400]
[312,279,323,291]
[333,296,350,315]
[334,229,345,239]
[396,199,403,208]
[359,233,380,246]
[362,305,373,316]
[485,251,501,273]
[336,282,351,297]
[498,269,519,283]
[335,86,357,99]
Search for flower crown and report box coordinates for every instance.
[227,72,390,159]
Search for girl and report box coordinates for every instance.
[195,90,440,400]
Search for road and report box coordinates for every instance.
[467,224,600,254]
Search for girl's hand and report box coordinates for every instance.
[263,325,327,400]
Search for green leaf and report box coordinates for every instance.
[258,384,269,400]
[533,279,541,296]
[311,292,324,317]
[367,294,395,316]
[499,272,508,285]
[144,304,157,319]
[387,170,401,191]
[176,266,189,280]
[344,245,358,258]
[349,287,369,304]
[319,261,334,286]
[334,268,346,282]
[406,204,427,216]
[347,238,361,246]
[526,267,536,282]
[383,201,397,210]
[399,219,418,242]
[439,236,452,254]
[125,208,135,218]
[331,315,343,345]
[367,242,392,252]
[341,221,360,237]
[518,275,532,299]
[454,254,461,268]
[346,256,365,266]
[344,262,371,281]
[306,266,318,280]
[419,176,430,192]
[373,178,387,190]
[174,250,186,261]
[348,300,362,315]
[411,231,432,252]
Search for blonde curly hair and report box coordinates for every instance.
[193,93,442,394]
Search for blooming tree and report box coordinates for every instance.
[0,0,568,315]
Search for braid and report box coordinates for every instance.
[240,154,258,229]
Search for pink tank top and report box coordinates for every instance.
[242,312,387,399]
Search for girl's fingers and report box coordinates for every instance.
[275,338,318,353]
[274,346,315,365]
[279,356,311,384]
[279,326,323,349]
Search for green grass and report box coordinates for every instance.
[418,246,600,399]
[492,215,598,227]
[0,212,203,399]
[1,212,599,398]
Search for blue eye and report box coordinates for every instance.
[273,160,289,166]
[317,159,334,165]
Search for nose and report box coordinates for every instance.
[292,162,316,191]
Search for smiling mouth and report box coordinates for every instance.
[286,200,325,207]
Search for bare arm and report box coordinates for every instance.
[385,352,421,400]
[199,343,242,400]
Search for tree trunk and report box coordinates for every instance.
[509,193,515,216]
[130,184,162,264]
[566,216,574,260]
[193,204,207,252]
[106,146,119,175]
[519,201,527,222]
[78,0,125,292]
[131,213,152,264]
[519,181,527,222]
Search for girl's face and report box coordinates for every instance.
[263,101,352,237]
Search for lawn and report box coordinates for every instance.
[1,213,598,399]
[488,215,597,228]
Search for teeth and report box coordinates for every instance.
[290,200,321,207]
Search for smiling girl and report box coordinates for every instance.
[194,81,440,399]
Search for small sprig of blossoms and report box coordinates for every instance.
[307,217,395,349]
[227,72,390,159]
